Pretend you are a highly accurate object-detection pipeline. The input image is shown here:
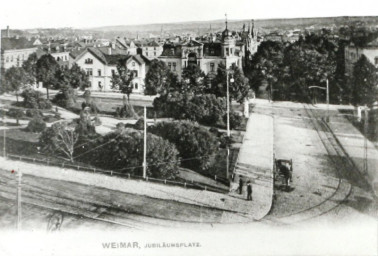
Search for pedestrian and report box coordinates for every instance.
[239,176,243,195]
[247,181,252,201]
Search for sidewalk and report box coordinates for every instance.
[327,114,378,195]
[230,112,274,220]
[0,155,270,223]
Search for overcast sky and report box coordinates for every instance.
[1,0,377,29]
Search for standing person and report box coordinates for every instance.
[247,181,252,201]
[239,176,243,194]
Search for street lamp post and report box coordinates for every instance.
[226,71,234,137]
[143,106,147,179]
[226,70,234,180]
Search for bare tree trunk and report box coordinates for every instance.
[46,84,50,100]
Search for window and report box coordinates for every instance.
[98,81,102,90]
[134,83,138,90]
[226,48,229,56]
[132,62,135,67]
[146,52,148,56]
[98,69,102,76]
[375,57,378,65]
[173,62,176,71]
[65,56,68,61]
[6,57,9,62]
[57,57,61,61]
[210,63,215,72]
[85,58,93,64]
[154,52,156,56]
[111,69,115,76]
[131,70,138,77]
[11,56,13,62]
[86,68,93,76]
[168,62,171,70]
[154,47,156,50]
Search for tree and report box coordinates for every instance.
[26,117,46,132]
[181,64,206,94]
[111,61,134,101]
[36,54,59,99]
[144,59,177,95]
[67,64,91,90]
[352,55,378,107]
[52,85,77,108]
[39,121,79,162]
[149,121,219,172]
[78,129,180,179]
[22,52,38,83]
[211,63,250,103]
[21,89,52,109]
[3,67,33,102]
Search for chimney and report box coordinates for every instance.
[6,26,10,37]
[112,42,115,49]
[108,47,112,55]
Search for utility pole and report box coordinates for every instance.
[363,106,368,175]
[143,106,147,179]
[2,114,5,158]
[226,71,230,137]
[326,79,329,122]
[17,169,22,230]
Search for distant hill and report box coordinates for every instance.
[87,16,378,34]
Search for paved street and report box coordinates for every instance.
[252,100,377,225]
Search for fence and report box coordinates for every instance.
[5,153,228,194]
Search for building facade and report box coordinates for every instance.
[158,23,244,80]
[73,47,149,93]
[1,37,38,70]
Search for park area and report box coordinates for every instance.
[0,90,249,193]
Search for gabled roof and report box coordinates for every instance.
[1,37,36,51]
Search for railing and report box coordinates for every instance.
[5,153,228,194]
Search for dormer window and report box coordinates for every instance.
[85,58,93,64]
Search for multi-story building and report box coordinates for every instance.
[138,41,163,60]
[158,21,244,80]
[1,37,38,70]
[73,46,149,93]
[345,37,378,78]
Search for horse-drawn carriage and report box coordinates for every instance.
[274,158,293,189]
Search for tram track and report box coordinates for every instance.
[264,103,355,224]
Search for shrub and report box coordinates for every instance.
[21,89,52,109]
[26,117,46,132]
[134,118,145,130]
[224,112,243,129]
[7,108,24,118]
[42,115,59,123]
[149,121,219,172]
[26,109,43,118]
[52,86,76,109]
[93,116,102,126]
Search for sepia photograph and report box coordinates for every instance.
[0,0,377,255]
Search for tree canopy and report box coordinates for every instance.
[36,54,59,99]
[111,61,134,100]
[144,59,178,95]
[352,55,378,106]
[2,67,34,102]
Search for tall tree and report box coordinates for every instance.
[211,63,250,103]
[352,55,378,107]
[68,63,91,90]
[144,59,177,95]
[22,52,38,83]
[39,121,79,162]
[181,64,206,94]
[111,61,134,101]
[36,54,59,99]
[3,67,33,102]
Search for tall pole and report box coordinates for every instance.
[363,106,368,175]
[17,169,22,230]
[226,71,230,137]
[2,114,5,158]
[326,79,329,122]
[143,106,147,179]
